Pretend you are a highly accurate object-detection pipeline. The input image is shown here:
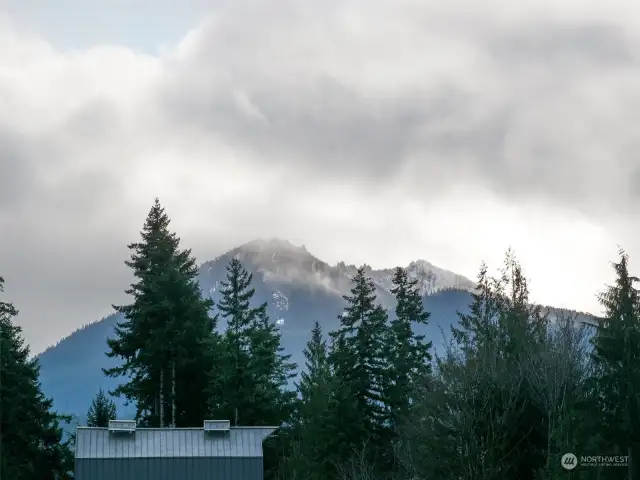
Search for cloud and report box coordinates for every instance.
[0,0,637,352]
[153,1,640,216]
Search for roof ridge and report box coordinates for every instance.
[76,426,278,430]
[75,426,278,459]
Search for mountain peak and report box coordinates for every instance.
[212,238,338,292]
[239,238,308,255]
[204,239,475,300]
[367,258,475,296]
[408,259,435,270]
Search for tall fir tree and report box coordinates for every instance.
[387,266,433,430]
[281,322,335,479]
[494,252,548,479]
[207,257,263,426]
[104,198,216,427]
[86,388,117,427]
[207,258,297,480]
[247,309,297,426]
[451,262,497,352]
[401,261,516,479]
[328,267,391,475]
[589,249,640,479]
[207,258,296,428]
[441,252,548,479]
[0,276,74,479]
[298,322,332,410]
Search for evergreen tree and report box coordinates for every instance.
[488,252,548,479]
[589,249,640,479]
[403,261,521,479]
[248,309,297,426]
[299,322,331,406]
[328,267,391,474]
[207,258,263,426]
[282,322,335,479]
[104,198,216,427]
[484,252,548,479]
[406,252,549,479]
[208,258,297,479]
[387,266,433,429]
[87,388,117,427]
[0,276,74,479]
[208,258,296,428]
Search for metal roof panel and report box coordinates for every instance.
[75,427,276,459]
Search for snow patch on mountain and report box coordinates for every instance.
[272,289,289,311]
[206,280,221,297]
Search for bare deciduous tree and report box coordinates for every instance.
[336,441,379,480]
[525,312,592,476]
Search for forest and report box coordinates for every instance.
[1,198,639,479]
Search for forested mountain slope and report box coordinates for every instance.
[37,239,592,419]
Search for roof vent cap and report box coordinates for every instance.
[108,420,136,434]
[204,420,230,432]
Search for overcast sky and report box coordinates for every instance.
[2,0,640,354]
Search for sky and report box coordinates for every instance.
[2,0,639,354]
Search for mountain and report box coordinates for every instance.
[36,238,590,423]
[200,239,474,310]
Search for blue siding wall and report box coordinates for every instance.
[75,457,264,480]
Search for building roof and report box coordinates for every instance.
[75,426,276,459]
